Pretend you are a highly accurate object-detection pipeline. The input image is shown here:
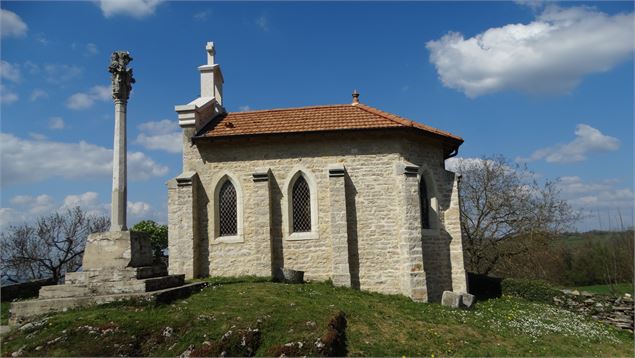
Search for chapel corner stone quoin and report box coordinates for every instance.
[168,42,468,302]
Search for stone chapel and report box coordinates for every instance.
[167,42,468,302]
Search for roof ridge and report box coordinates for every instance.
[228,103,350,115]
[354,103,415,127]
[355,103,463,142]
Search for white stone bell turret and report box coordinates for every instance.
[198,42,223,104]
[175,41,225,130]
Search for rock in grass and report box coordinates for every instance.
[442,291,476,309]
[460,293,476,308]
[281,268,304,284]
[442,291,461,308]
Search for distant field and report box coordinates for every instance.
[556,230,634,247]
[574,283,634,296]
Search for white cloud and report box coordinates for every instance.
[1,192,161,229]
[0,132,168,186]
[29,89,48,102]
[48,117,65,130]
[61,192,109,217]
[238,105,252,112]
[519,124,620,163]
[445,157,512,173]
[515,0,545,11]
[23,61,39,75]
[34,33,48,45]
[426,5,634,97]
[135,119,182,153]
[256,15,269,31]
[44,64,83,85]
[85,43,99,56]
[1,9,27,38]
[193,10,210,21]
[0,208,21,229]
[0,84,18,104]
[10,194,56,216]
[0,60,21,82]
[1,194,56,228]
[28,132,47,140]
[128,201,152,217]
[66,85,111,110]
[66,93,93,110]
[445,156,537,181]
[556,176,634,230]
[98,0,164,18]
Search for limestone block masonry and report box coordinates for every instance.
[168,129,469,302]
[167,171,200,278]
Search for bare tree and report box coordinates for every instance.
[0,207,110,283]
[453,156,578,275]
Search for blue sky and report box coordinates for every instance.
[1,1,633,231]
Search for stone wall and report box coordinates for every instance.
[554,290,634,331]
[168,129,466,300]
[1,279,56,301]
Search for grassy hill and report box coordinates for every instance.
[1,277,633,357]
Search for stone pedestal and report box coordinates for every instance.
[83,231,154,270]
[11,231,189,324]
[40,231,183,298]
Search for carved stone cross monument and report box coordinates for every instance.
[7,51,197,325]
[108,51,135,231]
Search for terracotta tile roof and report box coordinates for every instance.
[195,103,463,144]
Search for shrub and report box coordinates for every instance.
[501,278,561,304]
[131,220,167,258]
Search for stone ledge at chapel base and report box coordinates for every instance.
[168,42,469,303]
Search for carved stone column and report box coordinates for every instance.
[108,51,135,231]
[328,164,351,287]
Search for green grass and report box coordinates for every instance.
[574,283,634,296]
[1,278,633,357]
[1,302,9,325]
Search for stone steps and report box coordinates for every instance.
[39,274,185,299]
[38,285,91,299]
[65,265,168,285]
[10,282,207,326]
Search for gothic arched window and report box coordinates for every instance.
[218,180,237,236]
[420,178,431,230]
[292,176,311,232]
